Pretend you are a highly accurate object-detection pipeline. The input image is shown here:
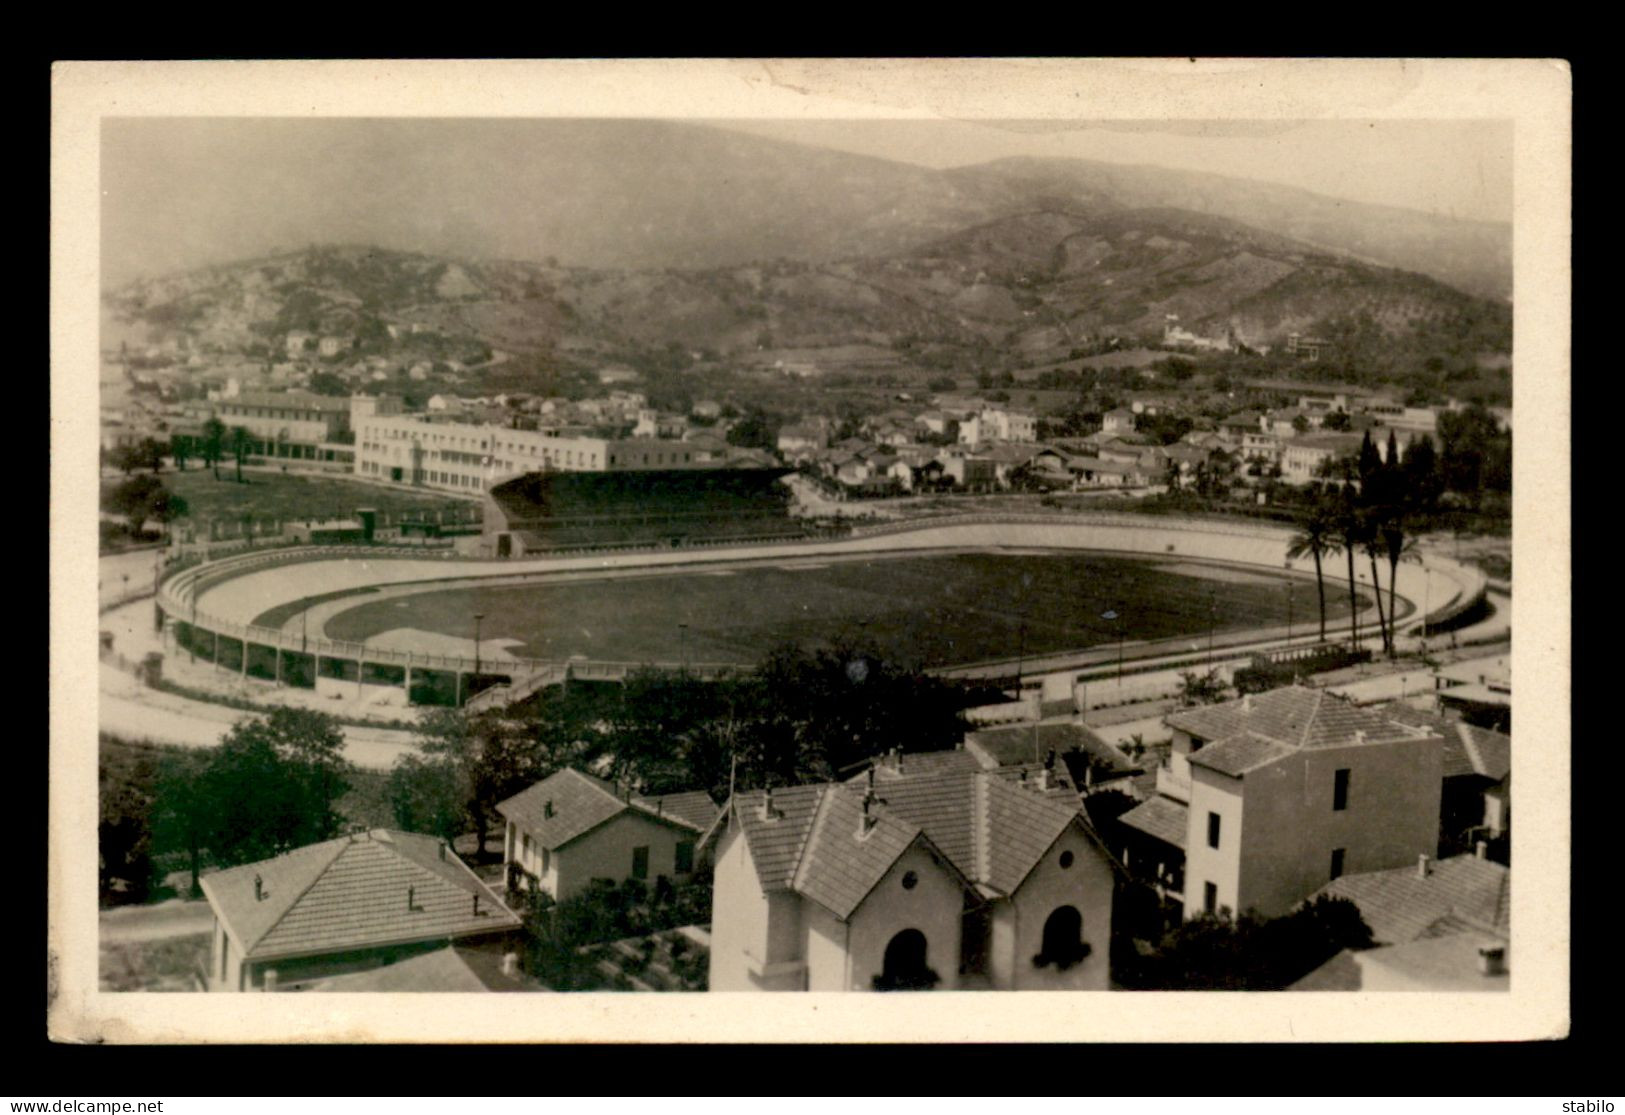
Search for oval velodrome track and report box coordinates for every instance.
[161,515,1487,686]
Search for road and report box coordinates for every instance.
[100,897,215,943]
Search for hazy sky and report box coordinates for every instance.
[717,118,1514,224]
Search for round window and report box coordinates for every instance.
[1059,851,1075,869]
[901,870,919,890]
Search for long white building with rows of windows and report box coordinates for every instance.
[352,399,710,493]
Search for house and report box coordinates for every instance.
[1101,407,1138,435]
[284,330,314,357]
[940,453,998,491]
[1284,332,1330,361]
[198,829,522,992]
[318,335,348,358]
[691,399,724,420]
[1282,432,1365,485]
[1292,849,1510,991]
[703,765,1119,991]
[1123,686,1443,923]
[777,423,828,461]
[964,722,1141,791]
[1383,703,1511,855]
[496,768,719,904]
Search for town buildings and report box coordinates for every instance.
[703,762,1119,992]
[198,828,521,992]
[1118,686,1444,922]
[497,769,720,904]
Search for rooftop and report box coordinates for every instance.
[199,829,521,963]
[1382,704,1511,781]
[1170,686,1433,761]
[496,769,718,850]
[1315,853,1510,946]
[716,768,1095,921]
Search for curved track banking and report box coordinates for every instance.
[163,513,1487,680]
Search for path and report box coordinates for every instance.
[100,897,215,943]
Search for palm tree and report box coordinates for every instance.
[1382,520,1422,641]
[1286,496,1339,642]
[1335,469,1363,652]
[1361,512,1391,656]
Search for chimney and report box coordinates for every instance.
[1475,840,1488,860]
[866,765,876,792]
[253,873,264,902]
[473,894,482,916]
[1242,694,1252,711]
[1477,945,1507,977]
[543,800,554,819]
[1084,763,1096,791]
[502,952,519,977]
[1354,729,1366,744]
[759,787,782,823]
[858,791,878,838]
[263,968,278,993]
[1416,854,1431,879]
[439,840,448,861]
[408,885,417,910]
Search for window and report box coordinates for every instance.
[1333,768,1351,811]
[675,841,694,874]
[901,870,919,890]
[1204,882,1218,915]
[631,845,649,880]
[1059,850,1075,869]
[1207,812,1221,849]
[1330,848,1346,880]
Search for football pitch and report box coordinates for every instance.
[320,551,1364,670]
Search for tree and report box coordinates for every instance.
[410,708,557,862]
[170,433,191,472]
[1361,511,1391,655]
[227,425,253,483]
[203,709,354,864]
[386,752,468,845]
[1286,496,1340,641]
[1402,435,1443,513]
[150,749,214,898]
[1382,520,1421,645]
[1176,668,1230,707]
[724,408,779,452]
[103,474,165,532]
[201,417,226,481]
[1335,475,1364,652]
[135,436,167,473]
[1321,409,1351,432]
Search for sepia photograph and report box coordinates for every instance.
[50,58,1570,1044]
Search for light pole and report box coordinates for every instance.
[1207,590,1217,667]
[1285,561,1294,645]
[473,612,485,682]
[1100,609,1122,686]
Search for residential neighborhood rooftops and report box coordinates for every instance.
[309,944,534,992]
[199,829,520,963]
[1315,853,1509,946]
[715,768,1096,921]
[965,721,1138,779]
[1382,704,1511,781]
[1168,686,1433,753]
[495,769,719,852]
[1118,794,1189,849]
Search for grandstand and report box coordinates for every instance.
[480,466,801,555]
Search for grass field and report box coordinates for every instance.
[104,468,475,525]
[323,552,1364,669]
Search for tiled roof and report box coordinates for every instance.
[309,945,531,992]
[1382,704,1510,781]
[1315,854,1510,945]
[966,722,1137,776]
[200,830,520,962]
[631,790,721,834]
[1286,948,1365,991]
[723,768,1093,920]
[496,769,710,851]
[792,790,925,920]
[1189,731,1299,777]
[1119,795,1189,849]
[1168,686,1430,752]
[1355,930,1510,991]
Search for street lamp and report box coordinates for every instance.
[1100,608,1122,685]
[473,612,485,681]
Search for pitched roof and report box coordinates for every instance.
[1315,854,1510,945]
[791,790,927,920]
[1382,704,1511,781]
[1189,730,1299,777]
[496,769,712,849]
[722,768,1094,920]
[1119,795,1189,849]
[966,721,1138,777]
[1169,686,1431,754]
[1354,929,1510,991]
[199,830,520,962]
[309,944,532,992]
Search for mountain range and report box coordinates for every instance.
[104,120,1510,301]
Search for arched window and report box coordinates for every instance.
[873,929,939,991]
[1033,906,1091,971]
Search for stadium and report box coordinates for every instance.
[151,466,1490,715]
